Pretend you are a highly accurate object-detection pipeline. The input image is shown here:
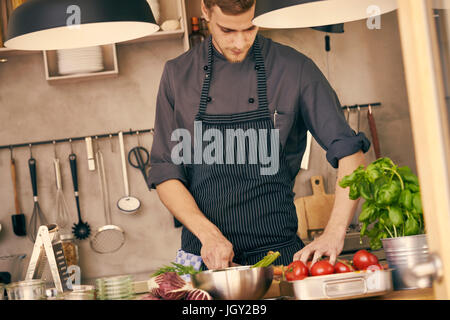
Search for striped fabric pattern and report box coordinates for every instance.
[183,35,304,266]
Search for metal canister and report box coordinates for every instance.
[381,234,431,290]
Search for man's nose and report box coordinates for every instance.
[233,32,246,49]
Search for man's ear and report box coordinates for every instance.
[201,0,211,22]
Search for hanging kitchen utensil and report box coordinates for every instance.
[53,142,71,232]
[357,105,361,134]
[27,145,48,243]
[85,137,95,171]
[90,146,125,254]
[128,131,151,190]
[346,105,351,124]
[367,105,382,159]
[69,146,91,240]
[10,147,26,236]
[117,131,141,214]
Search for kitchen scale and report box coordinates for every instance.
[24,224,71,294]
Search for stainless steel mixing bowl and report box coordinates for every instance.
[191,265,274,300]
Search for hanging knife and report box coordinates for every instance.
[367,105,381,159]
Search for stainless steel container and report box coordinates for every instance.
[64,285,96,300]
[0,283,5,300]
[283,269,393,300]
[382,234,431,290]
[6,279,46,300]
[192,266,273,300]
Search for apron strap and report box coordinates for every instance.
[196,36,270,121]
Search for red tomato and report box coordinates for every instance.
[334,260,355,273]
[352,250,379,270]
[364,263,383,271]
[285,261,309,281]
[310,260,335,276]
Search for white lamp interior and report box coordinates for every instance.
[5,22,160,50]
[253,0,398,29]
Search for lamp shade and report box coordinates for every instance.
[5,0,160,50]
[253,0,398,29]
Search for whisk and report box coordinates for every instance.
[28,146,48,243]
[53,156,71,232]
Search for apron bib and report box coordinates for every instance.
[179,36,304,267]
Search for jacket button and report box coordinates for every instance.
[255,65,260,70]
[248,98,255,104]
[203,65,208,71]
[207,97,212,103]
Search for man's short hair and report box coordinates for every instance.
[203,0,255,15]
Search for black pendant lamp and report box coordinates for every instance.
[253,0,398,29]
[5,0,159,51]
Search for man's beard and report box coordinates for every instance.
[223,49,250,63]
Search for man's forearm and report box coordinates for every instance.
[156,179,224,244]
[325,150,366,234]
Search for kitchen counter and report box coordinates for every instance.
[367,287,434,300]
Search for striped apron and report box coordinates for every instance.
[180,36,304,268]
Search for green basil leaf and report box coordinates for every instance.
[412,193,423,213]
[349,183,360,200]
[388,206,404,226]
[405,217,420,236]
[399,189,413,210]
[398,166,420,186]
[375,181,401,205]
[359,201,376,222]
[359,179,374,201]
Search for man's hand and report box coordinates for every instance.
[200,234,235,270]
[293,150,366,266]
[156,179,235,270]
[293,228,346,266]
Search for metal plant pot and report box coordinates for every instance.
[381,234,431,290]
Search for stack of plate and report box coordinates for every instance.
[56,46,104,76]
[96,275,134,300]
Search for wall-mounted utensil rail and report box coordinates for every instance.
[341,102,381,110]
[0,128,155,151]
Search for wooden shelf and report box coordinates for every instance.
[43,44,119,85]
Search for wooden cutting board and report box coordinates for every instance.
[294,176,335,240]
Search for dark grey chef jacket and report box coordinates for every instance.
[147,34,370,190]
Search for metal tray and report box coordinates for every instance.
[280,269,393,300]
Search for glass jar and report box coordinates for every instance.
[6,280,46,300]
[60,233,79,267]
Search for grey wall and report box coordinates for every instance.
[0,10,416,283]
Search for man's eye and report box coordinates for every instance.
[222,29,232,33]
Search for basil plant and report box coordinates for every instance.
[339,157,425,250]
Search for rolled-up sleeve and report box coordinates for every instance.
[148,62,188,189]
[298,58,371,169]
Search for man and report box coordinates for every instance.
[148,0,370,271]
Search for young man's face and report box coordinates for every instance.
[202,2,258,63]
